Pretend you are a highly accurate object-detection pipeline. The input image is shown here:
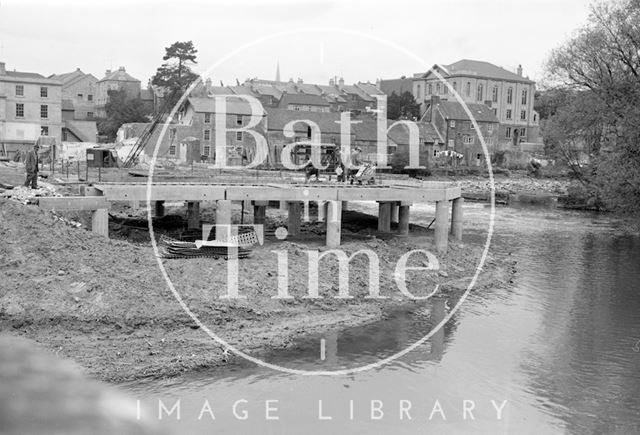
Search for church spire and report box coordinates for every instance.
[275,61,281,82]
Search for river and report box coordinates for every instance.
[125,202,640,434]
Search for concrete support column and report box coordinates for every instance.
[398,204,411,236]
[131,200,140,211]
[253,201,269,226]
[378,201,392,233]
[303,201,310,222]
[317,201,326,222]
[154,201,165,217]
[279,200,287,212]
[288,202,302,237]
[187,201,200,229]
[451,197,464,241]
[215,200,232,242]
[391,202,400,224]
[91,209,109,237]
[435,200,450,255]
[326,200,342,248]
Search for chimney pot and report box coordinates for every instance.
[105,69,111,76]
[517,64,523,76]
[0,62,5,75]
[119,66,125,71]
[338,77,345,86]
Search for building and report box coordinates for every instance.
[95,67,141,117]
[49,68,98,120]
[60,99,98,142]
[277,93,331,112]
[422,95,500,166]
[412,59,539,146]
[0,61,63,157]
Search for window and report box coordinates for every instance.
[236,131,243,141]
[449,120,456,128]
[88,94,93,102]
[465,82,471,97]
[492,86,498,103]
[169,144,177,156]
[436,83,441,94]
[40,87,48,98]
[463,135,474,144]
[416,84,422,100]
[520,110,527,120]
[492,108,497,116]
[520,127,526,137]
[477,153,482,160]
[433,149,438,157]
[488,123,493,132]
[203,145,211,156]
[506,87,513,104]
[87,112,94,119]
[476,83,483,101]
[469,121,475,129]
[533,113,538,122]
[204,113,211,123]
[16,103,24,118]
[443,83,448,95]
[40,126,49,136]
[15,85,24,96]
[522,90,527,105]
[506,109,512,120]
[236,115,242,126]
[169,128,177,140]
[447,139,454,148]
[452,81,457,92]
[77,93,83,99]
[40,105,48,119]
[204,129,211,141]
[505,127,512,138]
[306,126,312,138]
[428,83,432,95]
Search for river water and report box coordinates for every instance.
[125,202,640,434]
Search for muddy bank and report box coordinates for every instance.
[0,198,510,384]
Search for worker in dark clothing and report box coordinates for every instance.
[24,144,40,189]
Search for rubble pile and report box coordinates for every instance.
[458,177,568,195]
[0,180,60,204]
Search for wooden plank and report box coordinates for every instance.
[39,197,111,211]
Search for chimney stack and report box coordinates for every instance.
[105,69,111,76]
[119,66,125,71]
[0,62,5,75]
[428,95,440,122]
[297,77,303,84]
[517,64,523,76]
[205,78,212,92]
[338,77,345,86]
[329,77,335,86]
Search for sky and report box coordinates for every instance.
[0,0,593,87]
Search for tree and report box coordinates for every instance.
[97,89,150,141]
[544,0,640,212]
[151,41,200,108]
[387,91,421,120]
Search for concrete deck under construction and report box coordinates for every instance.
[39,182,464,253]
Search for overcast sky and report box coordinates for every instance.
[0,0,592,87]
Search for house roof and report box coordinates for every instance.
[338,84,375,102]
[99,67,140,83]
[49,68,97,86]
[292,83,323,96]
[387,121,441,145]
[187,96,266,116]
[279,93,330,107]
[356,82,384,96]
[379,78,413,96]
[433,100,499,123]
[5,71,46,79]
[265,108,344,134]
[418,59,534,84]
[315,85,347,103]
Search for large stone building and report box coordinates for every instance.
[49,68,98,120]
[95,67,141,117]
[0,61,63,157]
[411,59,539,146]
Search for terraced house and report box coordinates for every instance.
[0,61,62,157]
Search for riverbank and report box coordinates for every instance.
[0,198,511,383]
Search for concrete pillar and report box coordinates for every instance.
[435,200,449,255]
[451,197,464,241]
[398,204,411,235]
[288,202,302,237]
[391,202,399,224]
[378,201,392,233]
[279,200,287,212]
[187,201,200,230]
[91,209,109,237]
[317,201,326,222]
[215,200,232,242]
[154,201,165,217]
[131,200,140,211]
[303,201,310,222]
[326,200,342,248]
[253,201,268,226]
